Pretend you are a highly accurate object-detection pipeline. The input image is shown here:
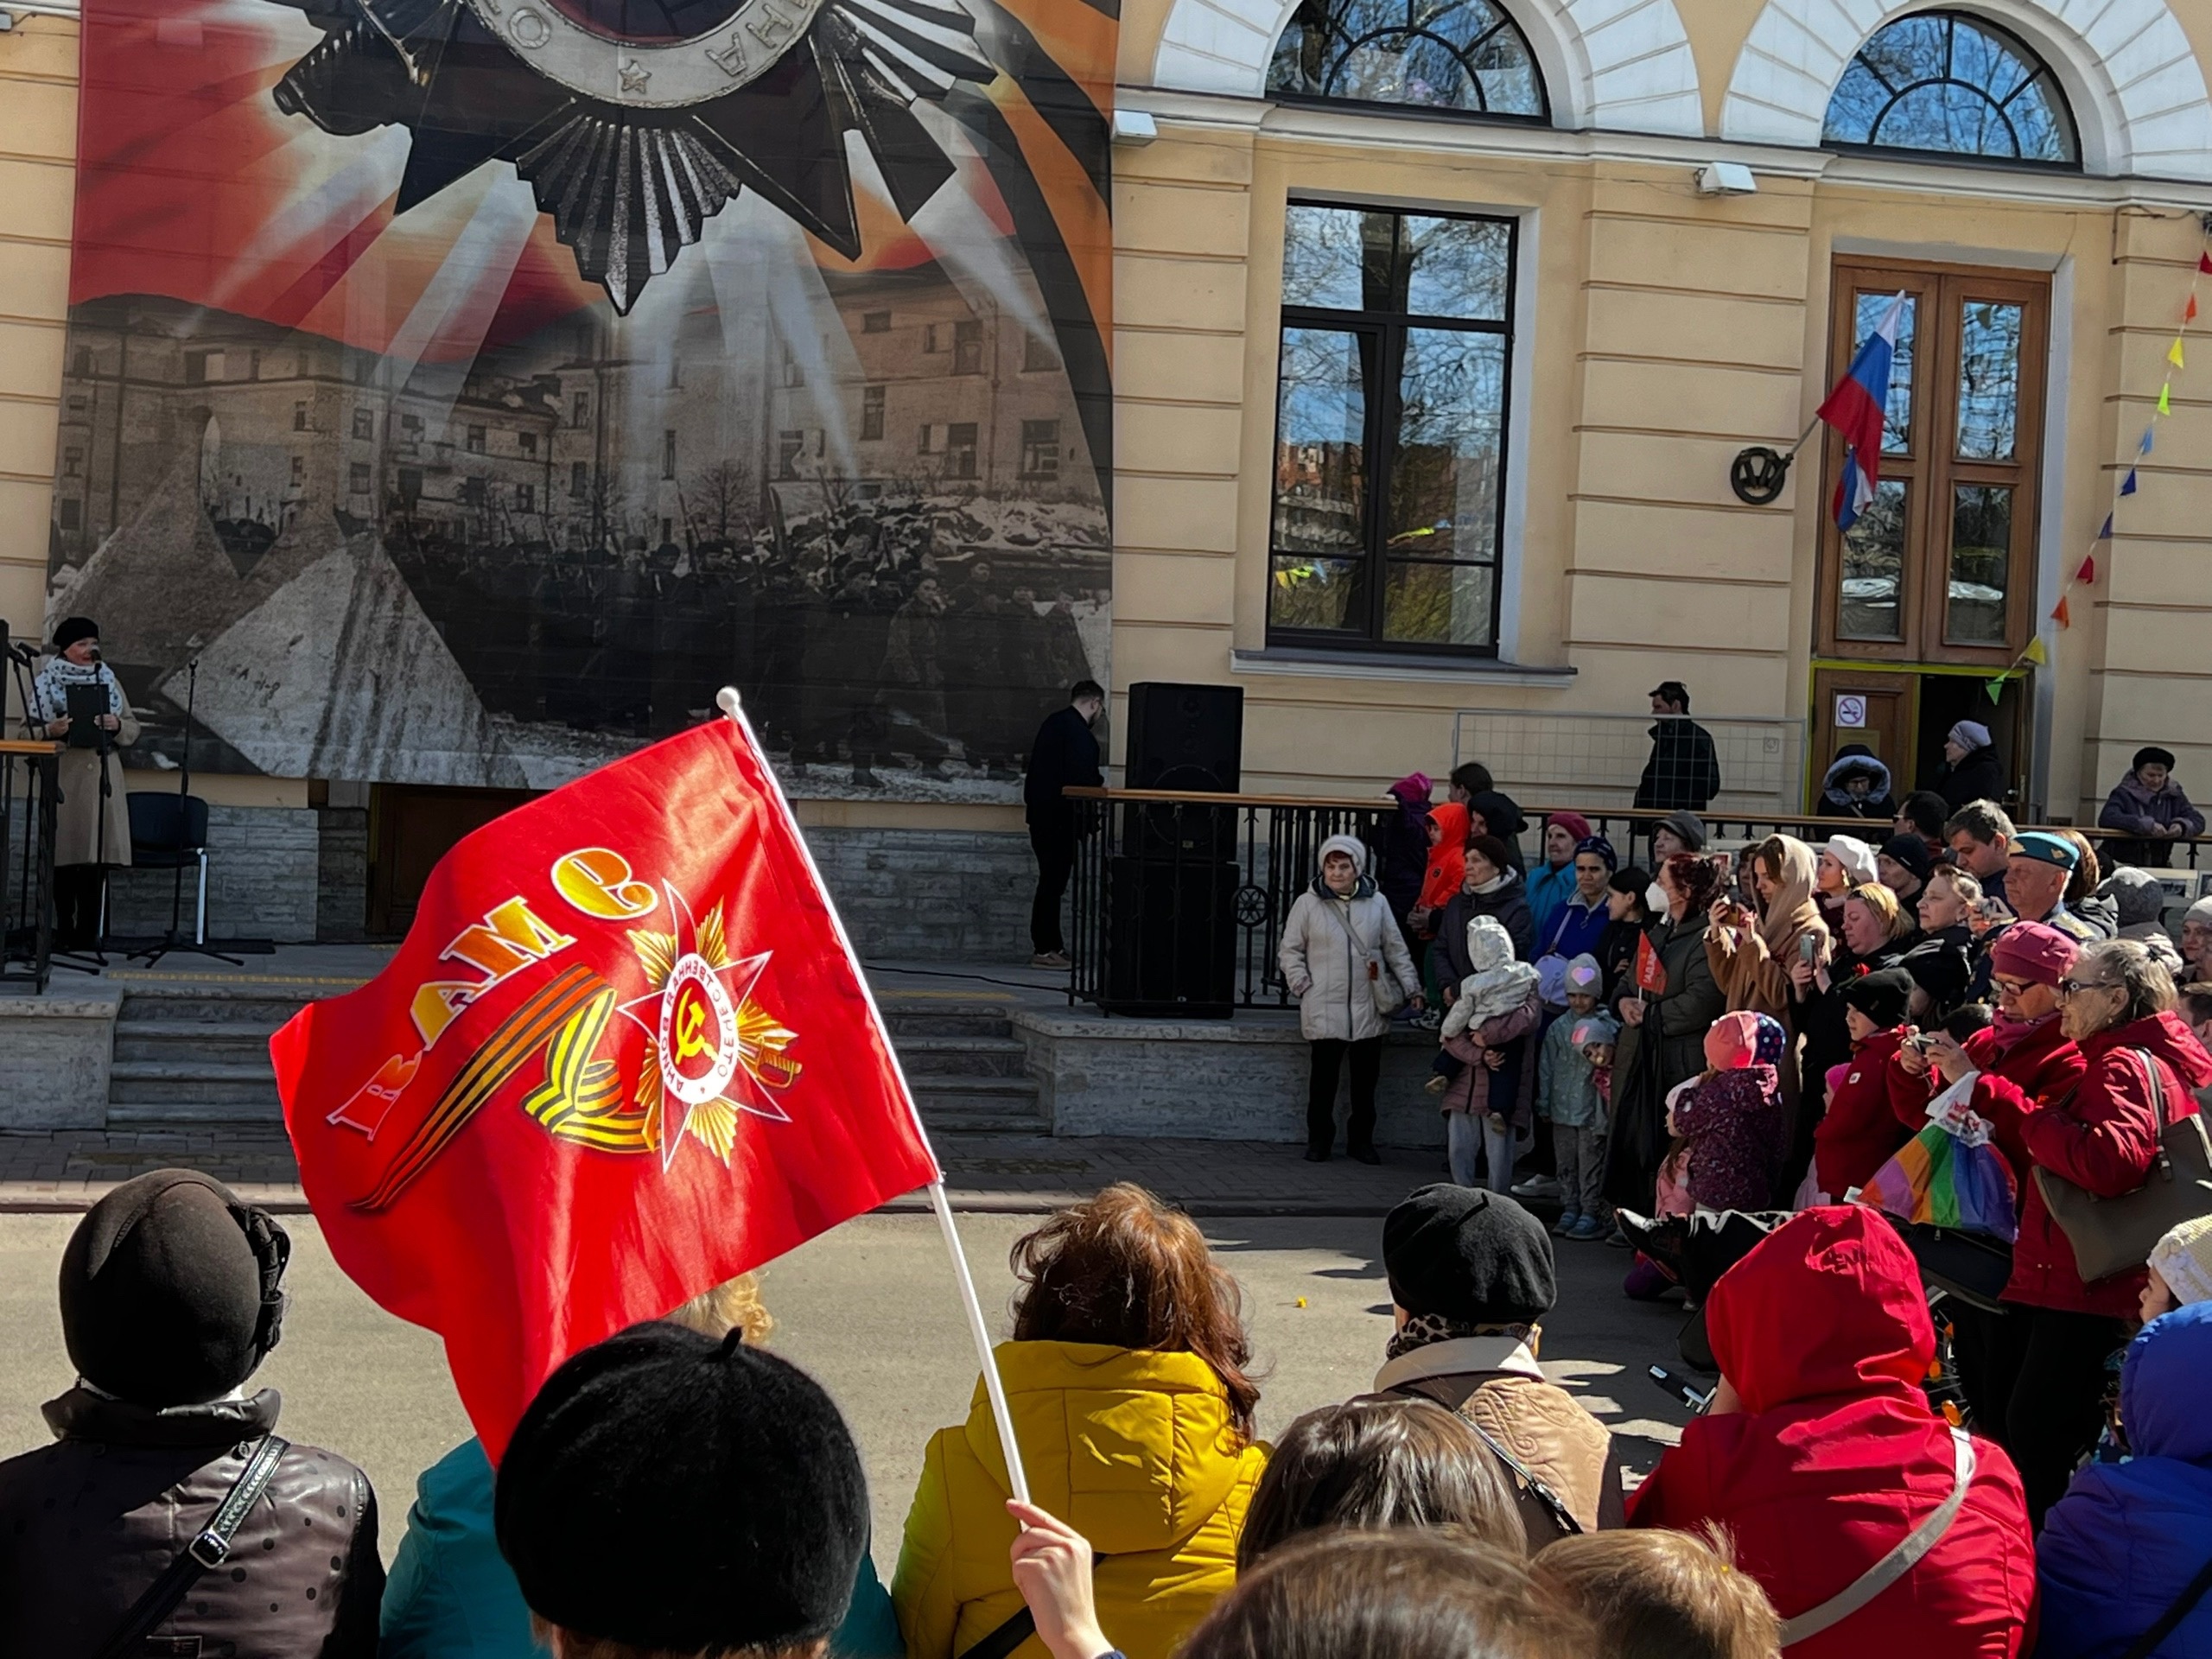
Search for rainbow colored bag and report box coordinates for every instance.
[1859,1122,2020,1243]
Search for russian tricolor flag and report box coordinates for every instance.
[1818,293,1907,531]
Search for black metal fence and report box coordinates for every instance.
[1063,787,2211,1018]
[1,741,59,994]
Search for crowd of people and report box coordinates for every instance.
[15,1166,2212,1657]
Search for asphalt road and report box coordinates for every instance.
[0,1211,1697,1573]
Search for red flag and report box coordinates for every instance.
[2052,594,2072,629]
[2076,554,2097,584]
[2190,295,2200,323]
[2199,252,2212,276]
[271,717,938,1459]
[1634,932,1669,995]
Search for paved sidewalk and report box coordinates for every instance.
[0,1128,1443,1215]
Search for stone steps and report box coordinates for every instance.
[102,987,1050,1135]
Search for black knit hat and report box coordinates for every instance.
[52,615,99,651]
[59,1169,289,1408]
[1382,1185,1555,1325]
[497,1322,868,1652]
[2135,747,2177,773]
[1839,966,1916,1031]
[1879,834,1933,884]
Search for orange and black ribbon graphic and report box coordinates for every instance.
[353,963,603,1211]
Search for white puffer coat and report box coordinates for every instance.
[1278,835,1421,1042]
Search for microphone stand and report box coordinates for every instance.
[131,656,240,967]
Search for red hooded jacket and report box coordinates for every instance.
[1630,1207,2035,1659]
[1975,1009,2212,1319]
[1417,803,1470,914]
[1814,1026,1911,1198]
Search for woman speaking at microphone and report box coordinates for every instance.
[29,615,138,950]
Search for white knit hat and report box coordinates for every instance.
[2150,1215,2212,1307]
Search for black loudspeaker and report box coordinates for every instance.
[1101,855,1236,1019]
[1125,683,1243,793]
[1124,683,1244,862]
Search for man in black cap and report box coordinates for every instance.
[1633,682,1720,815]
[2099,743,2205,868]
[497,1321,870,1659]
[1371,1185,1624,1542]
[0,1168,383,1656]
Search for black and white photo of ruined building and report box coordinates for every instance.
[48,252,1109,803]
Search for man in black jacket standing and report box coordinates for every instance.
[1023,679,1105,968]
[1633,680,1721,812]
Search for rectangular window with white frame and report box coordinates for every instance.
[1268,202,1516,655]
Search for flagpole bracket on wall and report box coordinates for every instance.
[1729,446,1794,505]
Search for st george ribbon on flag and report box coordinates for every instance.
[1817,291,1908,532]
[270,690,1028,1494]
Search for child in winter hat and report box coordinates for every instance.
[2145,1215,2212,1322]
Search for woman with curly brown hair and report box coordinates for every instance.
[893,1184,1268,1659]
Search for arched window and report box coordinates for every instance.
[1823,11,2077,165]
[1268,0,1548,121]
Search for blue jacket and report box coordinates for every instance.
[380,1439,904,1659]
[1535,1005,1606,1128]
[2037,1303,2212,1659]
[1536,893,1610,969]
[1524,859,1577,942]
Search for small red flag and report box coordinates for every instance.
[1634,931,1669,995]
[2076,554,2097,584]
[2200,252,2212,275]
[2052,594,2073,629]
[271,717,938,1459]
[2190,295,2200,322]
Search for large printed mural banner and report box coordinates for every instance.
[50,0,1113,798]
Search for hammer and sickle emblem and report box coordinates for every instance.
[675,995,717,1063]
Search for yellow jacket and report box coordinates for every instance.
[892,1340,1268,1659]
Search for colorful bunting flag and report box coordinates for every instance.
[2171,338,2187,369]
[2122,468,2140,496]
[2142,427,2156,454]
[2160,381,2173,416]
[2098,513,2114,541]
[2190,294,2200,322]
[2077,554,2097,584]
[1984,677,2005,706]
[2200,251,2211,275]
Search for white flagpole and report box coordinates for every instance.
[715,688,1032,1506]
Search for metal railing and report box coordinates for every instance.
[0,740,60,994]
[1059,787,2212,1019]
[1065,788,1400,1015]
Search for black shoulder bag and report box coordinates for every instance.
[954,1548,1109,1659]
[94,1435,289,1659]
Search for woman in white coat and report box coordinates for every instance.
[1280,834,1423,1165]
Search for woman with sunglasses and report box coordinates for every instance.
[1905,929,2212,1525]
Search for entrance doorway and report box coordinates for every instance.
[1810,666,2027,810]
[1810,256,2050,813]
[366,783,539,936]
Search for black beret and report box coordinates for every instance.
[1382,1185,1555,1325]
[1839,966,1916,1031]
[497,1323,868,1652]
[60,1169,281,1408]
[2135,747,2177,773]
[52,616,99,651]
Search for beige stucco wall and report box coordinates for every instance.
[6,2,2212,830]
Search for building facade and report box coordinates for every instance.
[4,0,2212,949]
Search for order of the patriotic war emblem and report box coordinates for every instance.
[268,0,995,312]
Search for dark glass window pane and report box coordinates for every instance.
[1854,290,1916,454]
[1271,555,1367,631]
[1403,217,1510,321]
[1948,484,2012,645]
[1268,0,1545,118]
[1282,207,1394,311]
[1274,327,1374,556]
[1839,478,1908,640]
[1383,561,1494,646]
[1389,328,1504,563]
[1822,11,2076,165]
[1957,300,2022,460]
